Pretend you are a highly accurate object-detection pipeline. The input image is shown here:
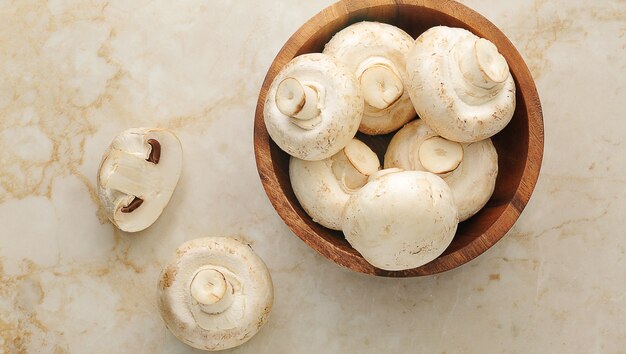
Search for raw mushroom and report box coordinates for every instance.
[343,169,458,271]
[290,138,380,230]
[97,128,182,232]
[264,53,363,161]
[324,22,416,135]
[384,119,498,221]
[406,26,516,143]
[157,237,273,351]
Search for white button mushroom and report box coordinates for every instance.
[342,170,458,271]
[97,128,182,232]
[264,53,364,161]
[384,119,498,221]
[406,26,516,143]
[289,138,380,230]
[324,22,416,135]
[157,237,273,351]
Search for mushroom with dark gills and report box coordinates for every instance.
[289,138,380,230]
[157,237,274,351]
[97,128,182,232]
[324,21,416,135]
[406,26,516,143]
[384,119,498,222]
[264,53,364,161]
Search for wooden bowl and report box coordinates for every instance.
[254,0,544,277]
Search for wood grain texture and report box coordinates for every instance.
[254,0,544,277]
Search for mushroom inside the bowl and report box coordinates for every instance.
[264,53,363,161]
[406,26,516,143]
[385,119,498,221]
[290,138,380,230]
[323,21,416,135]
[342,169,458,271]
[157,237,273,351]
[97,128,182,232]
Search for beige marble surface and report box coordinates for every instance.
[0,0,624,353]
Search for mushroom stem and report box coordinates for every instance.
[100,150,160,199]
[416,136,464,174]
[190,268,234,315]
[458,38,509,89]
[359,64,403,110]
[331,139,380,191]
[276,77,320,121]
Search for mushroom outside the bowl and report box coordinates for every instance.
[97,128,182,232]
[157,237,274,351]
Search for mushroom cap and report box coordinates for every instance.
[384,120,498,221]
[97,128,182,232]
[157,237,273,351]
[406,26,516,143]
[342,170,458,271]
[289,157,349,230]
[289,138,380,230]
[264,53,363,161]
[324,21,416,135]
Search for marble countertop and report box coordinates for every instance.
[0,0,624,353]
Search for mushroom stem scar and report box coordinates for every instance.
[417,136,464,174]
[359,64,404,110]
[276,77,320,121]
[190,268,234,314]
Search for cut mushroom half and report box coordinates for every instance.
[97,128,182,232]
[385,120,498,221]
[290,138,380,230]
[406,26,516,143]
[264,53,363,161]
[342,170,458,271]
[324,21,416,135]
[157,237,273,351]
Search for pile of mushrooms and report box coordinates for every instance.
[264,23,515,271]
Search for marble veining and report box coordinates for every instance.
[0,0,625,353]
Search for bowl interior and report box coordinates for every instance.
[255,1,542,277]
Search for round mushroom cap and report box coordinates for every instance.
[324,21,416,135]
[264,53,363,161]
[406,26,516,143]
[289,138,380,230]
[289,157,349,230]
[385,120,498,221]
[342,170,458,271]
[97,128,182,232]
[157,237,273,351]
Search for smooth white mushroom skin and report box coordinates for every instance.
[343,170,458,271]
[157,237,273,351]
[290,139,380,230]
[385,120,498,221]
[97,128,182,232]
[264,53,363,161]
[324,21,416,135]
[406,26,516,143]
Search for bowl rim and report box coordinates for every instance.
[253,0,544,277]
